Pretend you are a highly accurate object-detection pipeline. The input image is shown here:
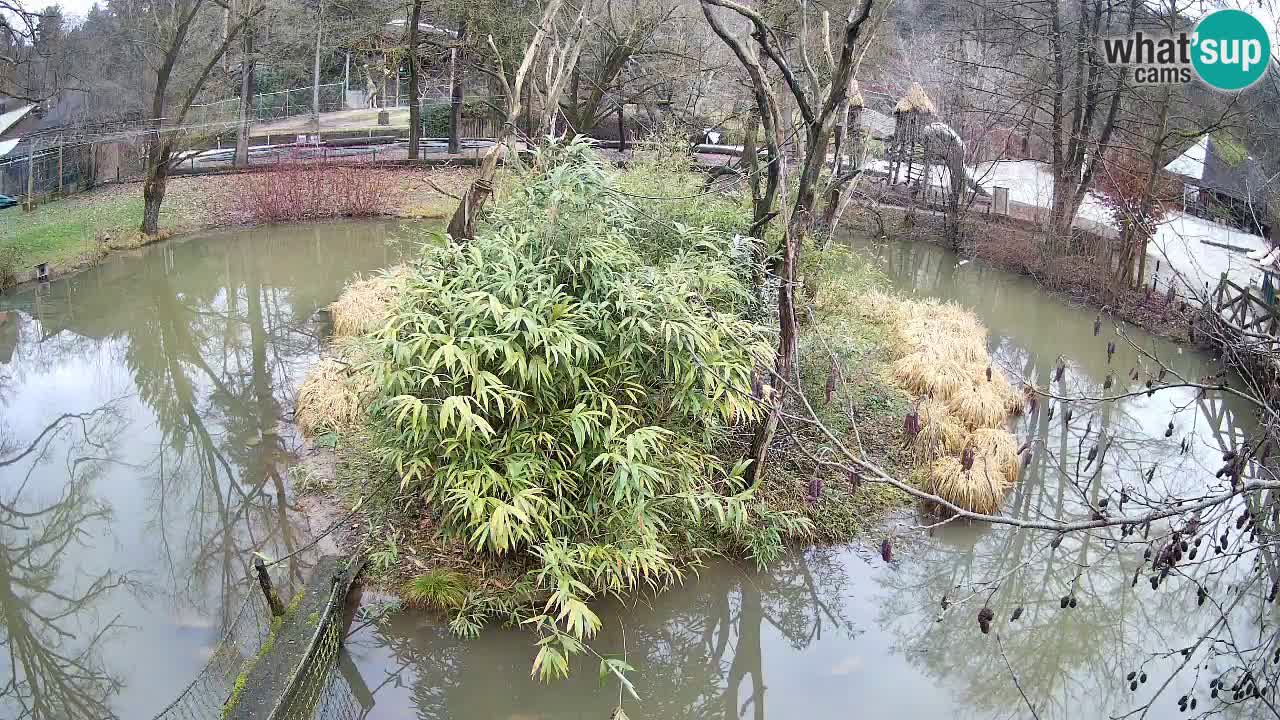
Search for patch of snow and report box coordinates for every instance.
[1150,213,1267,292]
[0,139,18,159]
[974,159,1269,297]
[0,104,33,137]
[1164,136,1207,181]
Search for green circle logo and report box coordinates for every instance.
[1192,9,1271,91]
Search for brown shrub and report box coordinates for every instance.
[296,357,364,436]
[239,163,395,224]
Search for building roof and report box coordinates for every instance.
[860,108,896,140]
[0,104,35,139]
[1165,134,1268,204]
[0,138,18,158]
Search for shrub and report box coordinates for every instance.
[0,243,18,290]
[613,127,753,262]
[361,138,808,670]
[420,98,493,137]
[239,164,393,224]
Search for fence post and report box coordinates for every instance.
[57,144,64,196]
[254,557,285,617]
[26,143,35,206]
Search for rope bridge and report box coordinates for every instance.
[151,555,371,720]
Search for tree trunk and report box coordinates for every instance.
[311,1,324,138]
[407,0,423,159]
[1048,166,1080,244]
[447,21,467,155]
[617,104,626,152]
[141,140,171,236]
[746,125,831,482]
[234,23,255,167]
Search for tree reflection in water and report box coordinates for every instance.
[0,221,413,718]
[0,403,130,720]
[351,548,857,720]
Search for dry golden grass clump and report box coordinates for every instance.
[913,398,968,463]
[330,267,406,337]
[966,428,1020,485]
[927,455,1009,515]
[951,377,1021,428]
[879,295,1024,514]
[295,352,374,437]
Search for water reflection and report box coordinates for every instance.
[857,236,1266,718]
[0,220,415,718]
[350,549,868,720]
[349,235,1263,720]
[0,402,127,720]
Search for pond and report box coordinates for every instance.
[0,222,1259,720]
[342,234,1260,720]
[0,219,420,719]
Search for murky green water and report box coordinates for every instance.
[0,223,1259,720]
[0,220,417,719]
[343,236,1260,719]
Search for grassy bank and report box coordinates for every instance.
[0,166,471,288]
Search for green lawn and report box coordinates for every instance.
[0,180,223,280]
[4,191,144,269]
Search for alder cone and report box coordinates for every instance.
[977,606,993,634]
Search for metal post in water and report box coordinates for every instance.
[255,557,285,616]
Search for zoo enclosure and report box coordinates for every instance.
[188,83,348,127]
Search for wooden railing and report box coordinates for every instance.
[1211,273,1280,351]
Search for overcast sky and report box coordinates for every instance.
[24,0,1280,47]
[49,0,96,20]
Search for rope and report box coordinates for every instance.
[262,497,367,570]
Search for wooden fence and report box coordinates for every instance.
[1210,273,1280,352]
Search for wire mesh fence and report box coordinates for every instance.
[189,83,347,127]
[0,141,97,200]
[149,585,277,720]
[278,617,366,720]
[150,556,368,720]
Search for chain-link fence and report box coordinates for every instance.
[189,83,347,127]
[0,141,99,201]
[151,555,368,720]
[148,586,277,720]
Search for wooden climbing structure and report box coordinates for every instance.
[886,82,937,191]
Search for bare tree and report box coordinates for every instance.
[446,0,577,242]
[134,0,264,236]
[407,0,424,159]
[0,2,67,103]
[699,0,876,481]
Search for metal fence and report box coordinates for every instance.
[189,83,347,126]
[0,141,98,201]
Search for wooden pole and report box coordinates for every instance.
[254,557,285,616]
[26,142,35,205]
[57,143,64,195]
[617,105,625,152]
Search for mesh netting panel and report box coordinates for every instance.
[150,588,274,720]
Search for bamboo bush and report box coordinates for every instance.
[361,139,809,675]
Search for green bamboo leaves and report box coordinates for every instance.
[363,138,809,673]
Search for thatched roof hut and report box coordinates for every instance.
[894,82,936,115]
